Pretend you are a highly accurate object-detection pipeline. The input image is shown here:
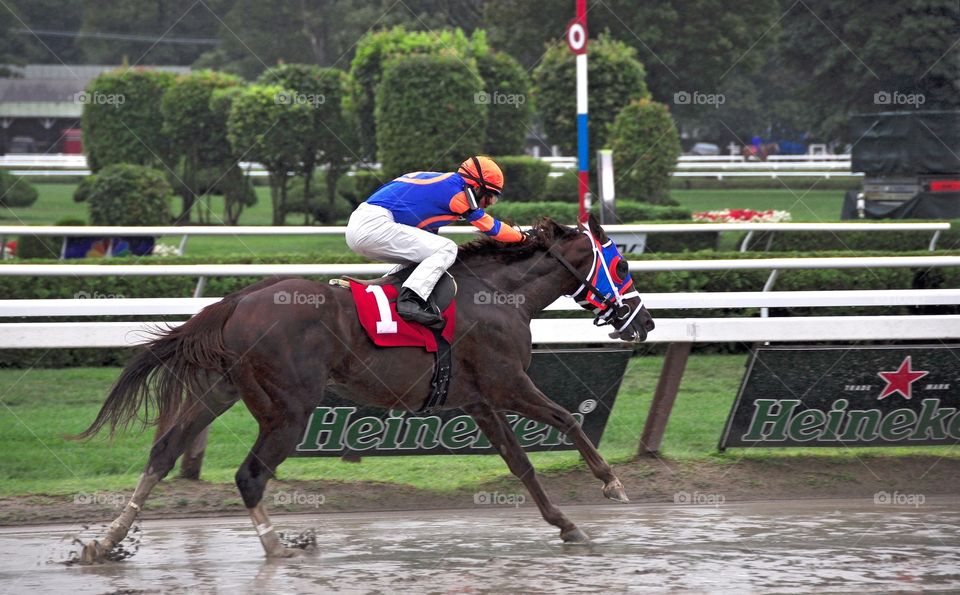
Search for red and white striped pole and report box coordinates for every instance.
[566,0,589,222]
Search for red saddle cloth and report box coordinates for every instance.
[350,281,455,352]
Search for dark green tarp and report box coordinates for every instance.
[850,111,960,175]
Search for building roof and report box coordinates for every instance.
[0,64,191,119]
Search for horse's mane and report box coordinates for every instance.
[457,217,581,263]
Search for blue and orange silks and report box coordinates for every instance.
[365,171,523,242]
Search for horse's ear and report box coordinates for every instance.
[587,212,608,242]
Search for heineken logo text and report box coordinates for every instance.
[296,407,583,453]
[743,398,960,442]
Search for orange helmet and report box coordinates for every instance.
[458,156,503,195]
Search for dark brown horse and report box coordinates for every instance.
[77,215,654,562]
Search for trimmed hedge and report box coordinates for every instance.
[376,54,486,179]
[87,164,173,226]
[489,200,691,225]
[17,217,86,260]
[544,170,580,202]
[532,34,649,156]
[477,51,532,155]
[350,27,487,159]
[0,170,38,208]
[3,249,957,367]
[488,200,714,252]
[82,69,176,172]
[609,99,681,205]
[495,156,550,202]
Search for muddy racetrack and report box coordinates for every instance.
[2,497,959,593]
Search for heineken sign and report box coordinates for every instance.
[720,345,960,449]
[293,348,630,456]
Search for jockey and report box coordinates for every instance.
[346,156,524,327]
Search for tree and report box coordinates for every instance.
[81,69,176,173]
[227,84,314,225]
[257,64,355,224]
[195,0,419,79]
[78,0,230,65]
[376,54,486,179]
[162,70,242,222]
[209,87,258,225]
[2,0,85,64]
[533,34,649,155]
[477,51,533,155]
[780,0,960,140]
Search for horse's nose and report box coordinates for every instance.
[641,308,655,332]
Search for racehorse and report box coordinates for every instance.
[76,215,655,562]
[741,142,780,162]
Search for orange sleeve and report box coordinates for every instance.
[470,213,524,242]
[448,191,471,215]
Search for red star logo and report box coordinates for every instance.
[877,356,928,400]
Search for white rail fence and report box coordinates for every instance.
[1,222,948,260]
[0,256,958,342]
[0,154,857,179]
[2,255,957,457]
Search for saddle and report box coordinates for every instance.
[335,267,457,313]
[330,267,456,413]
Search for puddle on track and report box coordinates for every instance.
[1,498,958,593]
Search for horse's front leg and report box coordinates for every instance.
[492,375,629,503]
[464,402,590,544]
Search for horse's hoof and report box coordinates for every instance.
[266,546,304,559]
[560,527,591,544]
[602,478,629,503]
[79,539,106,564]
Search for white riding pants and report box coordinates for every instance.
[345,202,458,301]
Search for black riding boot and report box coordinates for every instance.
[396,287,444,329]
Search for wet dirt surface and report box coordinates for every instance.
[2,498,959,594]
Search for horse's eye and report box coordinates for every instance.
[616,260,629,280]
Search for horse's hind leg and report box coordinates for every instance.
[233,370,320,558]
[465,402,590,544]
[496,377,629,503]
[81,379,238,563]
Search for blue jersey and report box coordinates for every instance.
[365,171,522,241]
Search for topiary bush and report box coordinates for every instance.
[350,27,487,159]
[227,84,314,224]
[376,54,487,179]
[161,69,243,221]
[72,175,96,203]
[258,64,356,224]
[477,51,533,155]
[609,98,681,205]
[495,156,550,202]
[0,170,38,208]
[86,164,173,226]
[81,68,176,173]
[532,34,650,156]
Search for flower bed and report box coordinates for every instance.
[692,209,792,223]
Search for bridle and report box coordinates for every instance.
[545,228,645,336]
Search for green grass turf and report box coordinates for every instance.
[670,188,846,222]
[0,355,954,497]
[0,184,849,259]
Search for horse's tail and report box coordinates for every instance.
[73,297,241,440]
